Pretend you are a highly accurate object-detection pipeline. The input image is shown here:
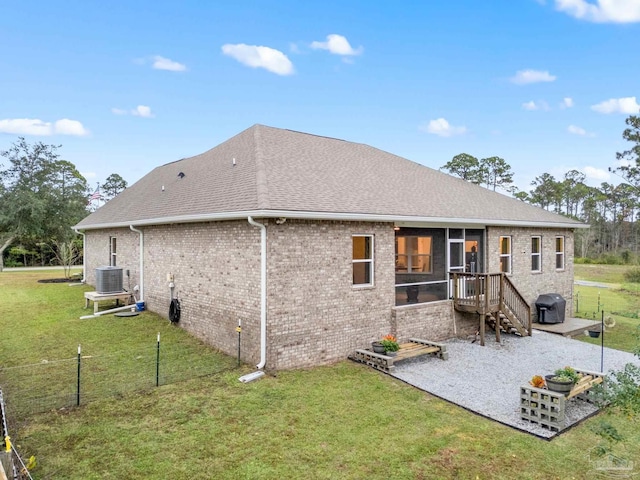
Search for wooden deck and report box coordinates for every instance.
[532,317,601,338]
[350,338,448,372]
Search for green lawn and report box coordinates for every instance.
[574,263,633,285]
[2,269,640,479]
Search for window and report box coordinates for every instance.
[352,235,373,286]
[499,236,511,274]
[555,236,565,270]
[531,236,541,272]
[109,237,117,266]
[395,236,432,273]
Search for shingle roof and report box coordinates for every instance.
[75,124,584,229]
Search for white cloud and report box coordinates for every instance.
[567,124,596,136]
[54,119,89,136]
[420,118,467,137]
[591,96,640,114]
[81,171,97,179]
[522,100,550,111]
[152,55,187,72]
[0,118,88,136]
[112,106,154,118]
[583,166,610,181]
[510,69,557,85]
[310,34,363,56]
[554,0,640,23]
[131,105,153,118]
[221,43,294,75]
[560,97,574,108]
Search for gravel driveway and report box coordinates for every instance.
[391,331,640,438]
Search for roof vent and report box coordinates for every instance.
[178,172,185,178]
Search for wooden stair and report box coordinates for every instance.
[452,272,532,346]
[350,338,448,372]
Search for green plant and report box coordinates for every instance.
[380,334,399,352]
[624,268,640,283]
[552,366,580,384]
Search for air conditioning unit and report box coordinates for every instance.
[95,266,124,294]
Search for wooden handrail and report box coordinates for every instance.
[501,275,532,335]
[452,272,531,336]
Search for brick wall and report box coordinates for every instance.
[266,220,395,370]
[486,227,575,320]
[391,300,456,341]
[84,220,398,370]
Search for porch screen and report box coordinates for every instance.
[395,228,447,305]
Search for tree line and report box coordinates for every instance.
[442,114,640,261]
[0,138,127,271]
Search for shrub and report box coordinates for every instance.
[624,268,640,283]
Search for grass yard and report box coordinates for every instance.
[2,269,640,479]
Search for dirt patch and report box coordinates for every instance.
[37,278,72,284]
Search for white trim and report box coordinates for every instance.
[352,234,374,287]
[555,235,565,271]
[531,235,542,273]
[75,209,588,231]
[499,235,512,274]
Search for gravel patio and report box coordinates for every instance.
[390,330,640,438]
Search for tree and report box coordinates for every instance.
[612,115,640,187]
[101,173,128,201]
[0,138,88,271]
[441,153,484,184]
[480,156,514,192]
[529,173,561,211]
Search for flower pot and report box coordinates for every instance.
[588,330,601,338]
[545,375,574,394]
[385,351,398,357]
[371,342,386,354]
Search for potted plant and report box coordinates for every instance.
[380,334,400,356]
[545,366,580,394]
[371,341,386,354]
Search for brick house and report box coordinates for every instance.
[75,125,586,370]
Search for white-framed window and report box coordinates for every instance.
[395,236,433,273]
[109,236,117,266]
[499,236,511,274]
[352,235,374,286]
[555,236,565,270]
[531,236,541,272]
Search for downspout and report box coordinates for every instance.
[129,225,144,302]
[247,216,267,370]
[74,228,86,283]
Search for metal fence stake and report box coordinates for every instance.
[76,345,81,406]
[156,333,160,387]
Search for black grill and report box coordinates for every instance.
[535,293,566,324]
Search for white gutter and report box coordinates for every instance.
[129,225,144,302]
[247,216,267,370]
[76,209,589,230]
[74,228,86,283]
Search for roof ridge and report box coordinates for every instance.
[253,125,270,209]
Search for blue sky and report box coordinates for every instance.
[1,0,639,193]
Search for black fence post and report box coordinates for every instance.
[601,310,605,373]
[76,344,81,406]
[236,320,242,367]
[156,333,160,387]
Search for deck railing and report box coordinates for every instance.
[501,274,532,335]
[451,272,531,335]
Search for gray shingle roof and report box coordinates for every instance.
[75,125,584,229]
